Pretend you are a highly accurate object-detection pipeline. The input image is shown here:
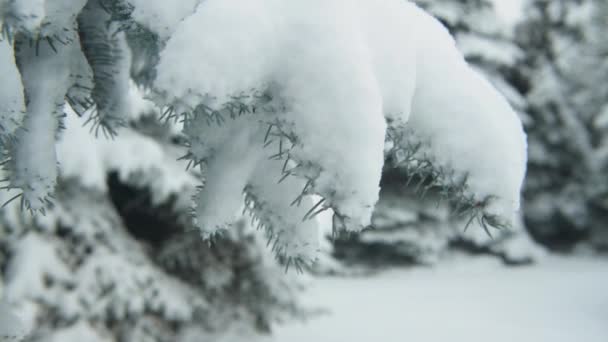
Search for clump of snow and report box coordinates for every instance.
[40,0,87,39]
[154,0,279,110]
[3,0,44,35]
[405,4,527,223]
[191,117,264,236]
[246,157,321,262]
[11,31,82,211]
[0,300,28,342]
[2,0,85,38]
[0,39,24,137]
[57,103,197,205]
[55,107,105,189]
[183,109,321,260]
[4,233,72,303]
[43,321,112,342]
[1,0,527,258]
[155,0,527,234]
[75,251,203,321]
[488,0,525,28]
[128,0,200,41]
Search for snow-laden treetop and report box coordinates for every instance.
[0,0,527,264]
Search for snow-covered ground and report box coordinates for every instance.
[274,255,608,342]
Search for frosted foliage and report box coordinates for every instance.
[4,0,44,35]
[0,0,527,259]
[42,321,112,342]
[156,0,396,229]
[0,185,234,340]
[40,0,87,38]
[0,0,85,37]
[64,42,94,116]
[405,6,526,223]
[156,0,526,234]
[0,180,310,340]
[55,108,104,189]
[128,0,200,40]
[58,89,197,204]
[0,40,24,137]
[191,118,264,235]
[105,33,132,124]
[247,158,320,261]
[514,0,608,245]
[0,301,28,341]
[5,234,71,303]
[185,111,319,259]
[75,252,200,321]
[12,102,57,213]
[154,0,279,109]
[78,0,132,130]
[11,32,82,210]
[99,127,196,202]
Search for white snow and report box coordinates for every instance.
[5,0,44,34]
[4,233,72,306]
[12,30,82,211]
[57,104,197,205]
[190,117,264,237]
[275,256,608,342]
[155,0,527,236]
[489,0,525,28]
[406,13,527,222]
[129,0,200,41]
[0,39,24,137]
[2,0,85,38]
[42,321,113,342]
[247,157,321,261]
[40,0,86,38]
[75,251,202,322]
[0,300,28,341]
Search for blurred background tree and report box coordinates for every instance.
[516,0,608,251]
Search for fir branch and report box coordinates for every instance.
[242,188,316,273]
[77,0,131,138]
[387,125,510,236]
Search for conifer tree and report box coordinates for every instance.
[516,0,608,250]
[1,105,311,341]
[329,0,540,267]
[0,0,530,340]
[0,0,527,259]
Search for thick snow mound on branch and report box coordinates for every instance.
[155,0,526,232]
[0,0,85,37]
[10,31,82,211]
[40,0,87,38]
[0,39,24,137]
[3,0,45,34]
[406,6,526,221]
[0,300,28,341]
[129,0,201,41]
